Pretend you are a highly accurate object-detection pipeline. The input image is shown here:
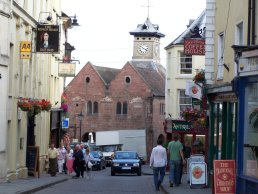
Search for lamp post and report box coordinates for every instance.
[77,111,84,143]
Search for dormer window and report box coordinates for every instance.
[142,23,148,30]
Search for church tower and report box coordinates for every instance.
[130,17,165,64]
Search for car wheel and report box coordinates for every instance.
[98,165,101,170]
[137,168,142,176]
[111,170,115,176]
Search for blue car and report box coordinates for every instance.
[111,151,142,176]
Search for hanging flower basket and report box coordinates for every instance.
[181,108,206,128]
[193,70,205,83]
[40,99,52,111]
[17,98,33,111]
[18,98,52,115]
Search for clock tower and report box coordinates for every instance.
[130,17,165,63]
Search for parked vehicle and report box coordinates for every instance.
[90,151,106,170]
[111,151,142,176]
[95,130,147,165]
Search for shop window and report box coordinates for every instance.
[244,83,258,178]
[179,51,192,74]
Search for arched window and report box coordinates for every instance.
[93,101,98,114]
[87,101,92,114]
[122,102,127,114]
[116,102,122,114]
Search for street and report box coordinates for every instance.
[33,168,157,194]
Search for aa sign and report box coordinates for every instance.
[20,41,32,59]
[20,41,32,52]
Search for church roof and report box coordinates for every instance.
[129,61,165,96]
[92,65,120,85]
[129,17,165,38]
[165,10,206,49]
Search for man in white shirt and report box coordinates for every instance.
[149,137,167,191]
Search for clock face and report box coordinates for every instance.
[138,43,149,54]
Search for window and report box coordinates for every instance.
[93,101,98,114]
[87,101,98,114]
[235,21,244,45]
[179,90,192,115]
[116,102,122,114]
[179,52,192,74]
[125,76,131,83]
[86,77,90,83]
[217,33,224,80]
[122,102,127,114]
[87,101,92,114]
[244,83,258,178]
[116,101,127,115]
[160,103,165,115]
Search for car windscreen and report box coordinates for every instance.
[91,151,99,158]
[115,152,137,159]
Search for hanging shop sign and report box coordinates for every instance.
[213,160,236,194]
[184,38,205,56]
[58,63,76,77]
[36,25,59,53]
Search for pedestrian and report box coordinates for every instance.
[72,144,84,178]
[167,133,186,187]
[84,148,94,179]
[183,140,192,174]
[149,136,167,191]
[66,145,74,175]
[57,142,67,174]
[47,143,59,177]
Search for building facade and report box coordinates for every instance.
[65,18,166,161]
[0,0,69,181]
[164,11,206,152]
[205,0,258,193]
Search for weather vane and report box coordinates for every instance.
[141,0,152,18]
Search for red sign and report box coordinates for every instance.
[213,160,236,194]
[184,38,205,55]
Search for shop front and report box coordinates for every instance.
[164,119,208,162]
[233,47,258,193]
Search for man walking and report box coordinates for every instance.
[167,133,186,187]
[150,137,167,191]
[48,143,59,177]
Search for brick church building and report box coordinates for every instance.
[64,17,166,161]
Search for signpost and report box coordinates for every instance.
[213,160,236,194]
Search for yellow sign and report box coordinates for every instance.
[20,41,32,52]
[20,52,31,59]
[20,41,31,59]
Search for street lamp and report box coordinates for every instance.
[77,111,84,143]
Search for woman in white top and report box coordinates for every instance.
[149,137,167,191]
[65,145,74,175]
[84,148,94,179]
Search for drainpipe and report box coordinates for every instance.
[252,0,256,45]
[248,0,251,45]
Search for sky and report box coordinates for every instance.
[61,0,206,75]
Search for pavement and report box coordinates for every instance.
[0,165,212,194]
